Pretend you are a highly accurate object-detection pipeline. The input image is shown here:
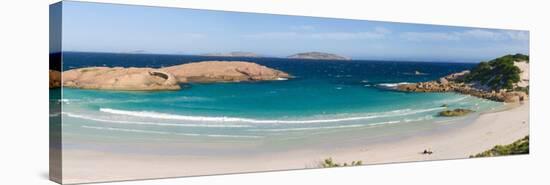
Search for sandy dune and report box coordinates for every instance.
[515,61,529,88]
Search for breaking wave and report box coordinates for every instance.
[98,107,445,124]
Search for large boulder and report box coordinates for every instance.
[444,70,470,81]
[161,61,291,83]
[439,77,449,85]
[62,67,180,91]
[502,91,529,103]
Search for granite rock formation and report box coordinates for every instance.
[161,61,291,83]
[62,67,181,91]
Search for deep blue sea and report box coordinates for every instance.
[58,52,503,150]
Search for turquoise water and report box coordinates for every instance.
[57,52,504,154]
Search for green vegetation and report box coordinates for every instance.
[464,54,528,90]
[438,108,473,117]
[320,158,363,168]
[515,85,530,95]
[470,135,529,158]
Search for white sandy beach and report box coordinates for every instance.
[60,101,529,184]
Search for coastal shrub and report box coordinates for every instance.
[320,158,363,168]
[515,85,530,95]
[470,135,529,158]
[465,54,528,90]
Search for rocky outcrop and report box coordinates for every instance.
[161,61,291,83]
[61,61,291,91]
[62,67,181,91]
[287,52,350,60]
[396,70,528,103]
[438,109,473,117]
[49,70,61,89]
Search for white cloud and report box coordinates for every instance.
[400,29,529,42]
[244,26,390,40]
[504,31,529,41]
[374,27,392,34]
[460,29,504,40]
[400,32,460,41]
[308,31,386,40]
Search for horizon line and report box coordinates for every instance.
[51,50,508,64]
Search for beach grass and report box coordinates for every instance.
[320,158,363,168]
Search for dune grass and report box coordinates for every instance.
[320,158,363,168]
[470,135,529,158]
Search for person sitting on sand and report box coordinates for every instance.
[422,149,433,155]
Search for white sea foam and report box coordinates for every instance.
[63,112,252,128]
[67,96,211,105]
[177,133,262,138]
[81,125,170,135]
[369,120,401,126]
[100,108,380,124]
[81,125,263,138]
[376,82,411,88]
[49,112,61,117]
[437,96,469,104]
[247,124,364,132]
[247,120,401,132]
[391,107,445,115]
[404,115,433,123]
[98,107,445,124]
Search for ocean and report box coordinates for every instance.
[57,52,503,155]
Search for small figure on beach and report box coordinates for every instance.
[422,149,433,155]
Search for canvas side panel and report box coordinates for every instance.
[49,2,63,184]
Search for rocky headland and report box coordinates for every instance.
[287,52,350,60]
[49,70,61,89]
[62,67,181,91]
[62,61,291,91]
[397,54,529,103]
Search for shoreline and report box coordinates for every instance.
[60,101,529,184]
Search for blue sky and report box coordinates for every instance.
[60,1,529,62]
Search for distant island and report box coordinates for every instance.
[201,51,260,58]
[287,52,350,60]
